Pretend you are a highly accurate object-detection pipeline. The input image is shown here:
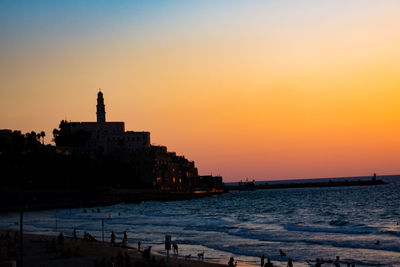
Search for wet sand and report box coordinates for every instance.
[0,231,257,267]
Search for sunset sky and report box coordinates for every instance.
[1,1,400,181]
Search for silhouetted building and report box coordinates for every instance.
[96,91,106,123]
[54,91,205,190]
[56,90,150,154]
[125,146,199,190]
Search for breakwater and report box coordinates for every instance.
[227,178,386,191]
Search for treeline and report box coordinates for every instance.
[0,130,150,191]
[53,120,91,147]
[0,130,45,154]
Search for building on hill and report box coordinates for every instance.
[123,145,199,190]
[54,90,150,154]
[54,90,204,191]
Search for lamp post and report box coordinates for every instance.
[19,182,24,267]
[16,163,24,267]
[102,219,104,244]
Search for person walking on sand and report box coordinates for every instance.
[261,254,265,267]
[173,242,178,255]
[287,258,293,267]
[264,258,273,267]
[138,241,141,251]
[110,231,115,246]
[122,232,128,247]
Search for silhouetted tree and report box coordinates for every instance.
[25,131,40,151]
[53,120,91,147]
[12,130,25,152]
[40,131,46,145]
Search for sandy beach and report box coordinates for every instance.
[0,231,257,267]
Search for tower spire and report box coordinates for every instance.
[96,90,106,123]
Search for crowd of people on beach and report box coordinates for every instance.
[254,251,357,267]
[77,208,367,267]
[54,229,164,267]
[253,251,293,267]
[312,256,356,267]
[2,205,377,267]
[1,227,364,267]
[67,228,173,267]
[57,208,377,267]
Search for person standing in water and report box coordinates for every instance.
[261,254,265,267]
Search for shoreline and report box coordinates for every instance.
[0,230,242,267]
[0,189,227,213]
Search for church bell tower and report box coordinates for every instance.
[96,89,106,123]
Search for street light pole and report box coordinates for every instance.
[102,219,104,244]
[19,177,24,267]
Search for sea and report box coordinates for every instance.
[1,176,399,267]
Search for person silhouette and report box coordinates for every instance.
[261,254,265,267]
[264,258,273,267]
[228,257,235,267]
[334,256,340,267]
[110,231,115,246]
[173,242,178,255]
[287,258,293,267]
[122,231,128,247]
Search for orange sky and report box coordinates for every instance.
[1,1,400,181]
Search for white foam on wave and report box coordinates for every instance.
[284,223,377,235]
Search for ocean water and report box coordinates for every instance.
[1,176,400,267]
